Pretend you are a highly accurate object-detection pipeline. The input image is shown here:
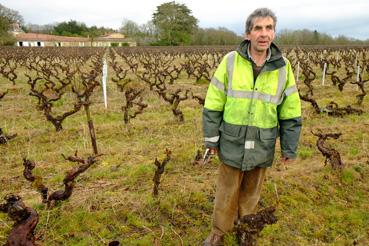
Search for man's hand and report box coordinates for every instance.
[208,147,218,155]
[203,147,218,164]
[280,156,293,164]
[276,156,294,171]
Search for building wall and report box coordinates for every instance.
[92,41,111,47]
[17,41,45,47]
[92,41,137,47]
[16,40,136,47]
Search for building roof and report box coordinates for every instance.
[94,33,129,42]
[100,33,125,39]
[15,33,89,42]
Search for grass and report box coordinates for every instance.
[0,55,369,245]
[257,164,369,245]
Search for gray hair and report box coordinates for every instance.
[245,8,277,34]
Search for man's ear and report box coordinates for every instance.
[245,33,250,40]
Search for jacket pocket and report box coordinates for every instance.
[222,122,241,137]
[254,128,278,164]
[219,122,245,165]
[259,127,278,141]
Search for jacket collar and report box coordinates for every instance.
[246,45,271,65]
[236,40,285,71]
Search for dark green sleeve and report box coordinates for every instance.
[202,108,223,148]
[279,117,302,158]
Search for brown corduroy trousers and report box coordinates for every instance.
[211,163,267,236]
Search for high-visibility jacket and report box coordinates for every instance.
[203,40,302,171]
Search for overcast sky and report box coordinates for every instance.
[2,0,369,40]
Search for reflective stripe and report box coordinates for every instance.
[210,77,225,92]
[276,85,298,104]
[205,136,220,142]
[275,63,287,100]
[228,90,280,103]
[226,51,236,95]
[244,140,255,149]
[256,92,275,103]
[228,90,253,98]
[284,85,298,96]
[225,52,288,105]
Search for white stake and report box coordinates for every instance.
[296,62,300,82]
[102,59,108,109]
[322,63,327,86]
[357,65,360,91]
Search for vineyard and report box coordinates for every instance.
[0,45,369,245]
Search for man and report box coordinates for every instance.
[203,8,302,245]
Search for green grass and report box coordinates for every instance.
[0,56,369,245]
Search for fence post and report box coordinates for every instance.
[321,63,327,86]
[102,59,108,109]
[295,61,300,82]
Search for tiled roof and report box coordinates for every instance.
[15,33,90,42]
[94,33,128,42]
[99,33,125,39]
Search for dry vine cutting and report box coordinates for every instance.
[234,206,277,246]
[312,130,344,169]
[152,149,172,197]
[0,194,39,246]
[23,152,101,207]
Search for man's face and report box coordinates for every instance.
[246,17,275,53]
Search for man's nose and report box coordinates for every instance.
[260,28,268,36]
